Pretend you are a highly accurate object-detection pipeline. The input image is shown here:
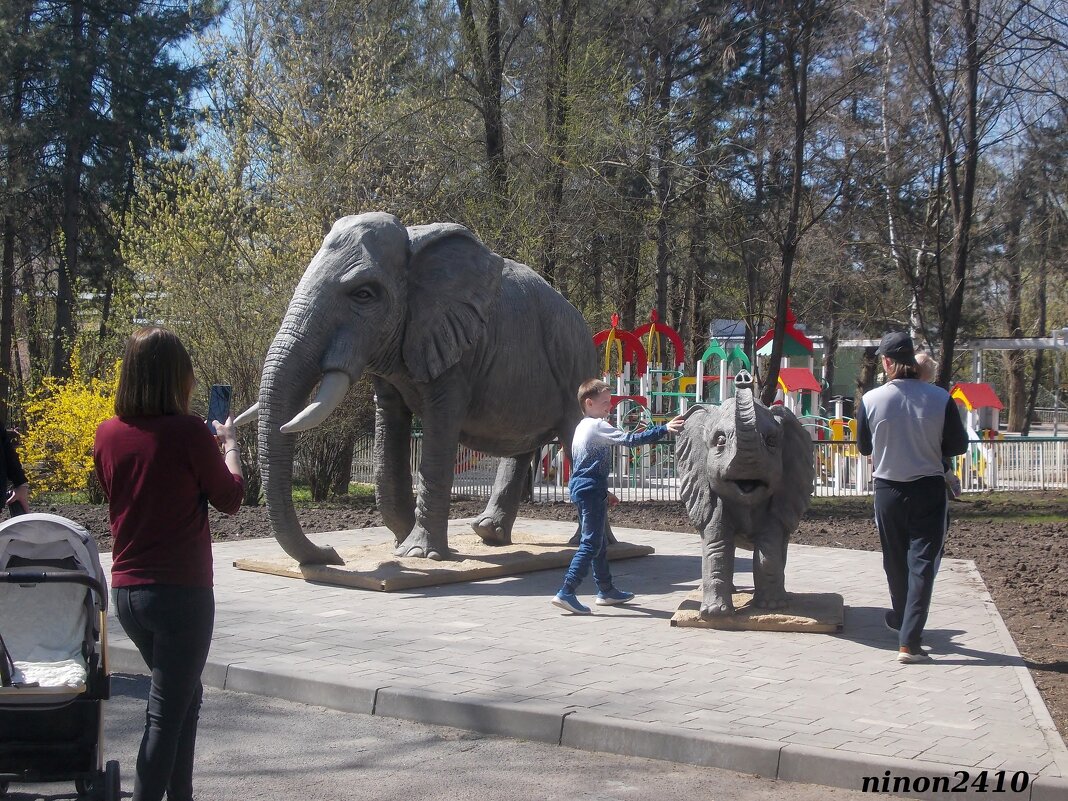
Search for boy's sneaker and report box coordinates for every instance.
[595,588,634,606]
[897,647,932,664]
[552,592,591,615]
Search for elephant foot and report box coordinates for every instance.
[382,518,416,549]
[471,516,512,546]
[394,528,448,561]
[700,600,735,619]
[752,591,789,611]
[700,594,735,619]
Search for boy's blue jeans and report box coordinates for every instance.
[560,489,613,594]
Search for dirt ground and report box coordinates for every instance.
[40,491,1068,739]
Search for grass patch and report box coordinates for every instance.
[291,482,376,507]
[35,490,96,505]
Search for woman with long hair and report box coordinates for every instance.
[94,327,244,801]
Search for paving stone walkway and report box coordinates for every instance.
[102,519,1068,800]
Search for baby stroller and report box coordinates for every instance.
[0,513,120,800]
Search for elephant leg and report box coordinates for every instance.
[569,517,618,546]
[373,381,415,546]
[700,507,735,618]
[472,452,533,545]
[394,386,466,560]
[752,528,789,610]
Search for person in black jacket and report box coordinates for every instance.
[1,424,29,516]
[856,332,968,664]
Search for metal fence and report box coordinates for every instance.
[351,435,1068,501]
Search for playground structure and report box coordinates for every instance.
[388,311,1068,499]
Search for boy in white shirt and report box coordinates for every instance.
[551,379,684,614]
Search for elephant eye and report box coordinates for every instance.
[349,286,376,303]
[713,431,727,448]
[765,433,779,448]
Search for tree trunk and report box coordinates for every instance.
[0,0,30,419]
[1002,192,1026,432]
[331,436,356,496]
[20,261,41,374]
[919,0,980,389]
[620,231,641,330]
[54,0,94,377]
[855,346,879,412]
[1022,211,1050,437]
[1,214,15,421]
[458,0,507,201]
[653,61,674,324]
[821,301,841,411]
[537,0,577,291]
[761,2,813,406]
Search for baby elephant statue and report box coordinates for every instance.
[675,373,814,618]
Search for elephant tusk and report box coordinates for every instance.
[234,403,260,426]
[280,371,351,434]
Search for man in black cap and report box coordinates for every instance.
[856,332,968,663]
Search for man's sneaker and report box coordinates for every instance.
[884,611,900,632]
[595,588,635,606]
[897,647,932,664]
[552,592,591,615]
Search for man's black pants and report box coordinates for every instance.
[873,475,947,651]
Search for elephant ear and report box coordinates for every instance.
[767,404,816,537]
[403,224,504,383]
[675,404,718,531]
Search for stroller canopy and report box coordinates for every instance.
[0,513,107,609]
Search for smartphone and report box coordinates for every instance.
[6,496,26,518]
[207,384,232,434]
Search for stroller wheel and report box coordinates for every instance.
[0,780,8,797]
[104,760,120,801]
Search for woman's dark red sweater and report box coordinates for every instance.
[94,414,244,588]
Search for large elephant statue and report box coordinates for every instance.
[239,212,596,564]
[674,373,814,618]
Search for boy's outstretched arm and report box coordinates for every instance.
[666,415,685,434]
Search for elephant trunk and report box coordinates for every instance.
[734,386,762,457]
[258,315,345,566]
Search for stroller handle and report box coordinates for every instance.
[0,570,107,610]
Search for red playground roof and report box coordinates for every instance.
[755,300,815,355]
[951,383,1003,410]
[777,367,822,393]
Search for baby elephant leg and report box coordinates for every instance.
[751,532,788,610]
[700,528,735,618]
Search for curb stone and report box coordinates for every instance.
[373,687,565,744]
[560,714,781,777]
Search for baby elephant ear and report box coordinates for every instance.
[768,404,816,533]
[402,224,503,383]
[675,404,716,530]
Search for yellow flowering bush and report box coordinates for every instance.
[19,351,118,502]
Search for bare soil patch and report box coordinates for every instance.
[39,491,1068,738]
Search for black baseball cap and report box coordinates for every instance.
[876,331,917,367]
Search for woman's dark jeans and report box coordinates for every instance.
[114,585,214,801]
